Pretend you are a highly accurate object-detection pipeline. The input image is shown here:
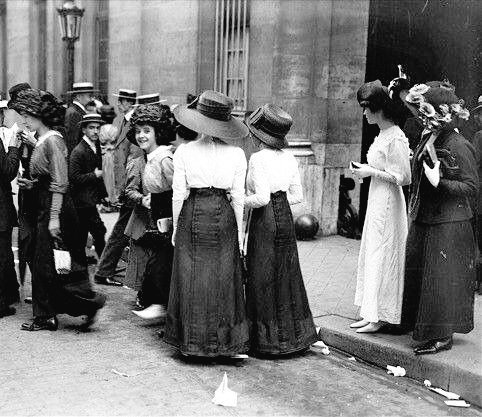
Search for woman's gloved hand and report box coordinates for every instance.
[423,160,441,187]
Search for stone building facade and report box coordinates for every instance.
[2,0,478,235]
[1,0,370,235]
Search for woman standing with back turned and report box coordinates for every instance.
[244,104,318,355]
[164,91,250,358]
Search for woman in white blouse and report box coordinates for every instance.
[164,91,250,358]
[350,81,411,333]
[244,104,317,355]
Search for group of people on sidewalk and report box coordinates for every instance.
[0,82,318,359]
[0,72,479,359]
[351,77,479,355]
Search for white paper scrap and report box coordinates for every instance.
[445,400,470,408]
[386,365,406,377]
[423,380,460,400]
[212,372,237,407]
[347,356,357,361]
[312,340,330,355]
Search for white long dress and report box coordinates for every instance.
[354,125,411,324]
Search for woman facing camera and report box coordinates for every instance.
[12,89,105,331]
[124,104,175,318]
[165,91,250,358]
[244,104,318,355]
[351,80,411,333]
[401,81,477,355]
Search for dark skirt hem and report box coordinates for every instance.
[250,317,318,355]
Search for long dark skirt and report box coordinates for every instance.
[0,229,19,310]
[401,220,476,341]
[164,187,249,357]
[247,191,317,354]
[31,184,106,319]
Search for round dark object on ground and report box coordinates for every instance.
[295,214,320,240]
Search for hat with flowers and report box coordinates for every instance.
[404,80,469,131]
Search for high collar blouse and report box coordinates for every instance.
[172,135,247,206]
[245,148,303,208]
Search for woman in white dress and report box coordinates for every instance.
[350,80,411,333]
[164,91,250,358]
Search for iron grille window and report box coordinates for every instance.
[95,0,109,97]
[214,0,250,112]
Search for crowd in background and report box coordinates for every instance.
[0,71,480,358]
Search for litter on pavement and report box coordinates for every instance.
[423,380,460,400]
[111,369,130,377]
[386,365,406,377]
[347,356,357,361]
[444,400,471,408]
[312,340,330,355]
[212,372,237,407]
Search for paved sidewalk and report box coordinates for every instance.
[296,235,482,408]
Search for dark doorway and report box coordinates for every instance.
[359,0,481,224]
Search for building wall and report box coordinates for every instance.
[0,0,370,235]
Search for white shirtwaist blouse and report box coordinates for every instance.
[172,135,247,241]
[245,148,303,208]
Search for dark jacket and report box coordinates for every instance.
[64,103,86,156]
[409,127,478,224]
[0,144,20,231]
[69,139,107,208]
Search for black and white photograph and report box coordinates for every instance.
[0,0,480,415]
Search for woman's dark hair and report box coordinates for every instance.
[357,80,403,125]
[176,123,198,141]
[363,99,402,124]
[39,92,66,129]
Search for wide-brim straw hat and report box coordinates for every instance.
[113,89,137,101]
[78,113,106,127]
[67,82,97,95]
[246,104,292,149]
[173,90,248,141]
[7,82,31,108]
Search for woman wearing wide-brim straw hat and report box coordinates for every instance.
[244,104,318,355]
[164,90,250,358]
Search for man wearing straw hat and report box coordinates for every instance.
[64,82,96,155]
[69,113,108,264]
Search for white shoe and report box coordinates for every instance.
[350,319,370,329]
[132,304,167,319]
[356,322,383,333]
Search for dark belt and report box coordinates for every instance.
[190,187,227,196]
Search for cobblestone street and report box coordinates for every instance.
[1,214,480,415]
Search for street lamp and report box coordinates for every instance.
[57,0,84,93]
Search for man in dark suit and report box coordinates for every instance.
[0,120,21,318]
[69,113,107,263]
[64,82,96,156]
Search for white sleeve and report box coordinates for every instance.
[172,146,188,233]
[287,154,303,205]
[245,154,271,208]
[230,148,247,238]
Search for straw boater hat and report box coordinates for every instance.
[79,113,106,127]
[133,93,166,106]
[67,82,97,95]
[113,89,137,101]
[246,104,292,149]
[173,90,248,141]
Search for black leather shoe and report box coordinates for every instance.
[414,337,453,355]
[21,317,58,331]
[80,311,98,330]
[94,276,123,286]
[0,306,16,318]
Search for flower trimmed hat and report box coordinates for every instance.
[404,80,469,130]
[12,88,65,127]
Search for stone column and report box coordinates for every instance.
[108,0,143,97]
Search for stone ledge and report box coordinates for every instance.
[314,315,482,408]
